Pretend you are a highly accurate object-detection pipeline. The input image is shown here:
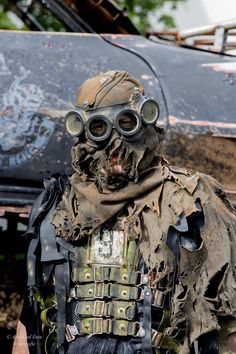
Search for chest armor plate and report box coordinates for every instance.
[88,227,127,267]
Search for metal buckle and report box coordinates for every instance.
[152,289,165,308]
[151,329,163,348]
[124,302,136,320]
[136,322,146,338]
[93,318,112,334]
[140,273,149,285]
[93,266,110,282]
[94,282,106,298]
[93,300,105,317]
[65,324,79,342]
[140,271,157,288]
[93,318,103,334]
[104,318,112,334]
[69,287,76,299]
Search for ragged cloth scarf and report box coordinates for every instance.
[52,156,236,353]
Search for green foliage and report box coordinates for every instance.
[0,4,23,29]
[0,0,187,33]
[116,0,187,33]
[158,14,176,29]
[0,1,67,31]
[30,3,68,32]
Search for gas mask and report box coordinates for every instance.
[65,71,163,191]
[65,95,159,145]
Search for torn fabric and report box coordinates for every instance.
[51,160,236,353]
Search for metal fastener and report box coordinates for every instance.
[118,307,124,314]
[119,324,126,331]
[142,275,148,284]
[84,323,90,329]
[137,327,146,338]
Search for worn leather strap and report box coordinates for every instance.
[152,329,182,352]
[71,282,139,300]
[142,286,152,353]
[74,318,139,336]
[71,265,140,285]
[75,299,136,320]
[55,262,68,354]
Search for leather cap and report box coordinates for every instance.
[76,70,144,110]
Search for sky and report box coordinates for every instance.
[150,0,236,30]
[173,0,236,30]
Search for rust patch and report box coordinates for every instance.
[169,115,236,131]
[0,205,31,218]
[163,132,236,203]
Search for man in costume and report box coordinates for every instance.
[14,70,236,354]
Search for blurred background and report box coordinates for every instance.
[1,0,236,32]
[0,1,235,353]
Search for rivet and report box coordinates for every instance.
[119,324,126,331]
[88,289,93,295]
[85,272,91,279]
[121,290,128,297]
[122,274,128,280]
[84,323,90,329]
[118,307,124,314]
[142,276,148,284]
[85,305,90,310]
[145,291,150,296]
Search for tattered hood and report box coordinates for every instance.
[70,70,164,191]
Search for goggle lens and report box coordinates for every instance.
[116,110,140,136]
[65,98,159,141]
[65,112,83,136]
[86,116,112,142]
[141,99,159,125]
[118,112,138,132]
[89,118,108,138]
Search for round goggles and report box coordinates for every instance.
[65,98,159,142]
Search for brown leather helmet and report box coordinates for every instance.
[76,70,144,110]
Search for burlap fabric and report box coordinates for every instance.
[52,156,236,353]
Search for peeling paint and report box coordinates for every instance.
[202,62,236,74]
[0,53,11,75]
[0,74,55,169]
[141,74,152,80]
